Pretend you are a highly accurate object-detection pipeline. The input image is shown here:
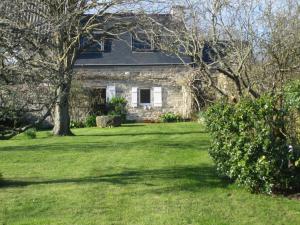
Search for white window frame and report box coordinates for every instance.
[139,88,152,106]
[91,39,105,52]
[82,32,105,52]
[131,31,156,52]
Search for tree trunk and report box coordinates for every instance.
[53,84,73,136]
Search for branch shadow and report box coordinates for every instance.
[120,124,146,127]
[75,131,207,137]
[0,143,114,152]
[0,139,210,152]
[0,165,232,193]
[0,130,210,153]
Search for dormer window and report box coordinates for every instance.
[80,34,112,53]
[132,32,155,52]
[81,34,104,53]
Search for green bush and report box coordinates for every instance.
[24,128,37,139]
[70,121,85,129]
[160,112,182,123]
[45,131,54,138]
[108,97,127,122]
[85,115,97,127]
[205,95,300,194]
[197,111,206,124]
[284,79,300,143]
[284,79,300,110]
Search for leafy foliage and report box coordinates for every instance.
[205,95,300,194]
[160,113,182,123]
[284,79,300,148]
[108,97,127,122]
[284,79,300,110]
[196,111,206,125]
[85,115,97,128]
[70,121,85,129]
[24,128,37,139]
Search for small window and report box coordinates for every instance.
[140,89,151,104]
[80,35,112,53]
[81,35,104,53]
[132,32,155,52]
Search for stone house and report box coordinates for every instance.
[72,14,194,122]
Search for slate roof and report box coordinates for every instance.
[74,14,192,67]
[74,36,192,66]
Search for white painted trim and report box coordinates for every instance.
[131,87,138,107]
[153,87,162,107]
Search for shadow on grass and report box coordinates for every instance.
[0,165,231,192]
[120,124,146,127]
[0,143,124,152]
[0,139,210,152]
[75,131,207,137]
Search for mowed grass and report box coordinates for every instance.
[0,123,299,225]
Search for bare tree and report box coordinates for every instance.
[1,0,144,136]
[0,0,60,139]
[139,0,300,107]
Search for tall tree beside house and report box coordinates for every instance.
[141,0,300,105]
[1,0,142,136]
[140,0,300,194]
[0,0,60,138]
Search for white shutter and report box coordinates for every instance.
[131,87,138,107]
[106,86,116,102]
[153,87,162,107]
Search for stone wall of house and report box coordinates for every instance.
[73,65,193,122]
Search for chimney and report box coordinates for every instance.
[171,5,185,21]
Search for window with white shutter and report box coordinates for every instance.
[140,89,151,104]
[153,87,162,107]
[106,86,116,102]
[131,87,138,107]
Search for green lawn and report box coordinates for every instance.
[0,122,299,225]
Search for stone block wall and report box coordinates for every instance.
[73,65,193,122]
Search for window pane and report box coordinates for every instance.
[80,35,104,53]
[103,39,112,52]
[140,89,151,104]
[132,33,153,51]
[133,38,151,50]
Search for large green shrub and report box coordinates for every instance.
[108,97,127,122]
[284,79,300,110]
[205,95,300,194]
[284,79,300,143]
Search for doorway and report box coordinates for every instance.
[89,88,107,115]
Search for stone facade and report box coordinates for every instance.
[73,65,193,122]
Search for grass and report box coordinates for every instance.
[0,122,299,225]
